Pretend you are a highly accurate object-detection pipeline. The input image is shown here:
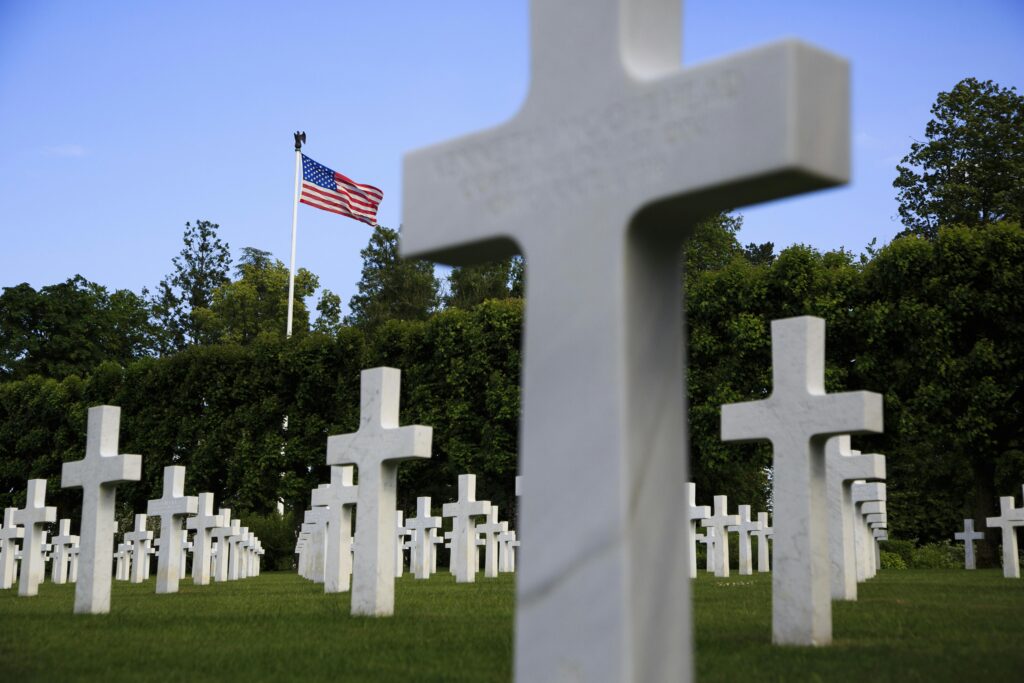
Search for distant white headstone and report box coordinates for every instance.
[701,496,739,578]
[311,465,359,593]
[403,0,850,677]
[14,479,57,597]
[327,367,432,615]
[686,483,710,580]
[443,474,491,583]
[954,519,985,570]
[186,493,223,586]
[210,511,236,583]
[124,514,153,584]
[477,506,505,579]
[851,482,886,582]
[0,507,24,590]
[147,466,198,594]
[406,497,442,580]
[722,317,883,645]
[60,405,142,612]
[986,496,1024,579]
[825,435,885,600]
[51,519,79,585]
[727,505,762,576]
[752,512,773,573]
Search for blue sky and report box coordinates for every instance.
[1,1,1021,315]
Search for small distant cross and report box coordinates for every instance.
[311,465,358,593]
[442,474,492,584]
[954,519,985,570]
[147,466,198,594]
[14,479,57,597]
[701,496,739,578]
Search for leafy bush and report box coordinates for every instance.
[880,551,907,570]
[243,510,298,571]
[911,541,961,569]
[881,539,914,567]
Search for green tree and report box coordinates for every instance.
[345,225,439,329]
[683,212,745,285]
[149,220,232,352]
[0,276,153,381]
[203,247,318,344]
[894,78,1024,238]
[444,259,513,309]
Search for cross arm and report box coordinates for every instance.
[326,425,432,467]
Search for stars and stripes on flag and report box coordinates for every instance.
[299,154,383,225]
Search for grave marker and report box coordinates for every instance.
[186,493,223,586]
[722,317,882,645]
[443,474,491,583]
[753,512,773,573]
[727,505,762,576]
[147,466,198,593]
[701,496,739,578]
[477,506,505,579]
[124,514,153,584]
[404,0,850,675]
[60,406,142,612]
[311,465,359,593]
[986,496,1024,579]
[825,435,885,600]
[327,367,432,615]
[210,511,236,582]
[14,479,57,597]
[686,483,710,579]
[51,519,79,585]
[406,497,442,580]
[954,519,985,570]
[0,507,25,589]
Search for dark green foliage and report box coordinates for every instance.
[148,220,232,352]
[345,225,440,329]
[0,276,153,381]
[444,259,514,309]
[879,551,907,570]
[894,78,1024,237]
[243,511,299,570]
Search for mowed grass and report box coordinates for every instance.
[1,569,1021,682]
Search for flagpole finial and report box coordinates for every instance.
[294,131,306,151]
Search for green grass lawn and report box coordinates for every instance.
[0,570,1020,682]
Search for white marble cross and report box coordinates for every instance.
[954,519,985,570]
[51,519,79,585]
[60,405,142,612]
[727,505,763,576]
[443,474,491,584]
[186,493,222,586]
[124,514,153,584]
[406,497,442,580]
[477,506,505,579]
[403,0,850,676]
[394,511,410,578]
[851,482,886,582]
[701,496,739,578]
[0,507,25,589]
[686,483,710,580]
[227,521,247,581]
[210,510,236,583]
[722,316,882,645]
[114,542,129,581]
[147,466,198,594]
[986,496,1024,579]
[327,367,432,615]
[825,435,885,600]
[311,465,358,593]
[697,528,715,573]
[753,512,773,573]
[14,479,57,597]
[180,532,192,578]
[302,508,329,584]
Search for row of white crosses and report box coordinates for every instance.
[0,406,265,613]
[687,484,774,579]
[297,465,521,590]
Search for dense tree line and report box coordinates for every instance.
[0,78,1021,567]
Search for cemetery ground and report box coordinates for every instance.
[1,570,1021,682]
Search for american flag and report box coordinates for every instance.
[299,154,383,225]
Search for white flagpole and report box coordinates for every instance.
[286,131,305,338]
